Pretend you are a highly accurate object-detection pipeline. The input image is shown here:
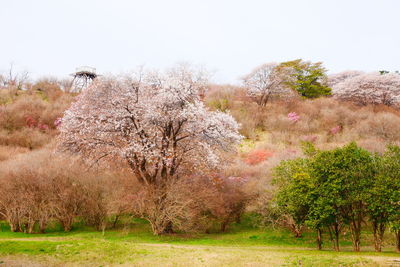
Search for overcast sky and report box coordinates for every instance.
[1,0,399,83]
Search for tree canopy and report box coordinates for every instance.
[277,59,332,99]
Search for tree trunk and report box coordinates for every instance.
[29,223,35,234]
[372,221,385,252]
[161,221,174,234]
[396,229,400,253]
[61,217,73,232]
[289,223,303,238]
[328,223,340,252]
[350,226,361,252]
[112,215,120,229]
[10,222,18,232]
[23,223,29,233]
[316,228,323,250]
[334,229,340,252]
[151,220,174,235]
[235,212,242,224]
[39,224,46,234]
[220,219,228,232]
[294,228,302,238]
[8,214,21,232]
[349,212,362,252]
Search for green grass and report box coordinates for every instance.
[0,217,398,266]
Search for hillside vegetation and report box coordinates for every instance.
[0,62,399,266]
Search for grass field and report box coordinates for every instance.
[0,217,399,266]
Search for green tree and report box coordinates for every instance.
[367,146,400,252]
[308,143,374,252]
[273,143,325,249]
[273,158,313,238]
[392,213,400,253]
[277,59,332,99]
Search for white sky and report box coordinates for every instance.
[1,0,399,84]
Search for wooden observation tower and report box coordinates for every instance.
[70,66,97,92]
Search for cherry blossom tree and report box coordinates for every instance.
[242,63,293,106]
[59,65,242,234]
[332,72,400,106]
[328,70,364,88]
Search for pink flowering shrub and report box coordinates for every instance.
[37,123,49,131]
[287,112,300,122]
[330,125,341,135]
[25,116,37,128]
[24,116,49,131]
[54,117,62,127]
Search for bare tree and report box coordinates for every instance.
[243,63,293,106]
[0,63,29,90]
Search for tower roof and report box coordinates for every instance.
[71,66,97,77]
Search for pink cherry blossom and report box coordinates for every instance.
[331,72,400,106]
[59,65,242,185]
[242,63,295,106]
[287,112,300,122]
[328,70,364,87]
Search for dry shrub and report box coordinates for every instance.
[0,145,29,161]
[0,95,46,131]
[356,112,400,141]
[0,148,258,235]
[0,170,50,233]
[233,148,305,228]
[31,79,64,101]
[129,178,220,234]
[222,151,297,224]
[126,172,256,235]
[210,175,255,232]
[0,151,71,232]
[101,167,139,228]
[205,84,248,107]
[205,85,238,112]
[0,128,50,149]
[0,93,73,132]
[39,93,75,128]
[0,150,110,233]
[205,85,267,139]
[357,138,390,154]
[228,148,299,186]
[79,169,135,231]
[0,89,16,105]
[224,159,267,181]
[230,104,267,139]
[229,97,400,147]
[0,89,74,148]
[263,113,292,133]
[262,98,356,135]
